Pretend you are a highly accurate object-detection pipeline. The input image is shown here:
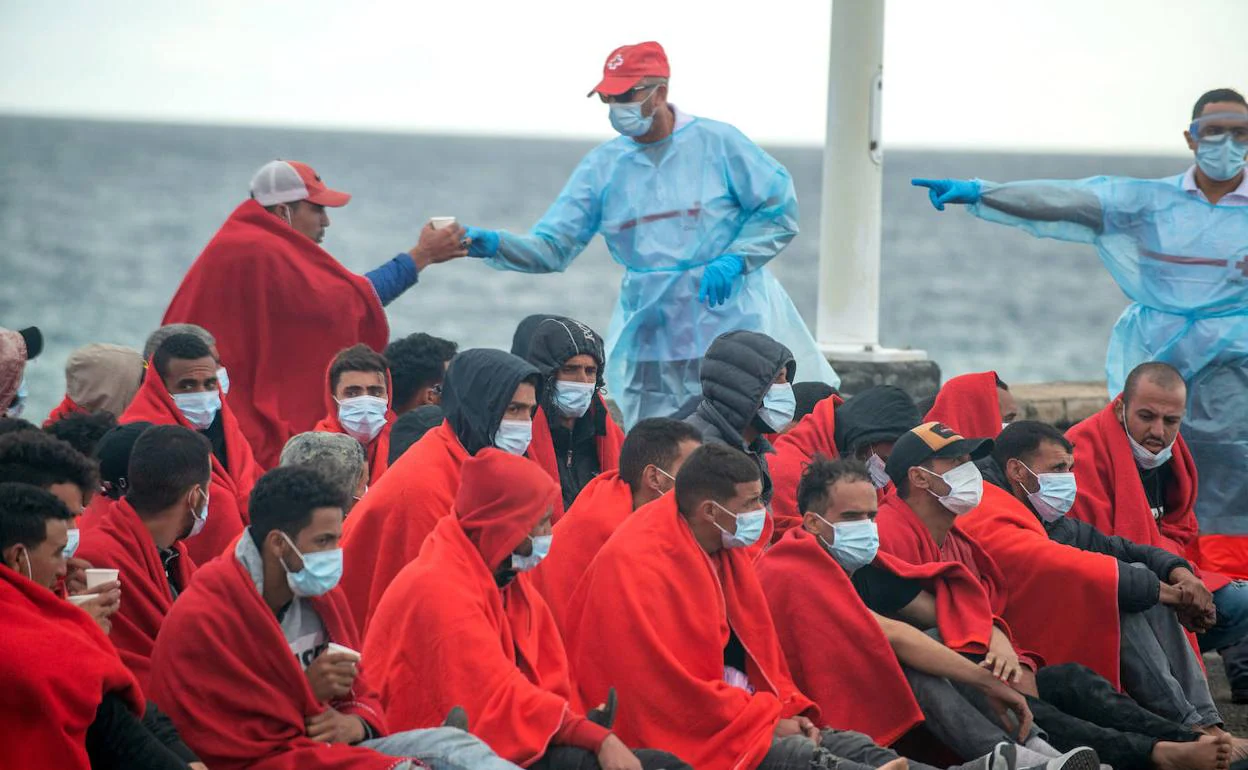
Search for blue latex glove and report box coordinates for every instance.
[463,226,500,258]
[698,255,745,307]
[911,178,982,211]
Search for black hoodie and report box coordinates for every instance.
[684,331,795,503]
[833,385,922,456]
[441,349,541,456]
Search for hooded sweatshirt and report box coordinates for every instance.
[45,343,145,426]
[684,330,795,504]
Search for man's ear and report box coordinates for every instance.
[801,512,819,534]
[908,466,929,492]
[0,544,21,572]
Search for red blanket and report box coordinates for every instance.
[163,199,388,468]
[365,450,569,766]
[960,485,1120,686]
[768,395,843,541]
[757,528,922,745]
[148,545,397,770]
[924,372,1001,440]
[312,365,395,486]
[121,365,262,566]
[77,498,197,690]
[1067,400,1230,591]
[43,394,85,427]
[528,399,624,523]
[0,566,143,770]
[529,471,634,633]
[340,421,467,634]
[563,495,815,770]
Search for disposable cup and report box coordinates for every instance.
[84,568,119,589]
[430,217,457,230]
[327,642,361,661]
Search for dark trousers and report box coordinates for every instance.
[532,746,691,770]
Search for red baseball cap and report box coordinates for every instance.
[587,41,670,98]
[249,160,351,207]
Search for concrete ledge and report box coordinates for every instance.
[1011,381,1109,428]
[829,359,942,401]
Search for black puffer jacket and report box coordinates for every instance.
[834,385,921,456]
[684,331,795,502]
[442,349,541,456]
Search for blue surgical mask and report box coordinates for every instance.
[64,528,80,560]
[494,419,533,456]
[712,501,767,549]
[1020,463,1077,523]
[815,516,878,573]
[279,532,343,597]
[172,390,221,431]
[337,395,388,443]
[758,382,796,432]
[1121,411,1174,470]
[553,380,596,419]
[511,534,551,572]
[1196,135,1248,182]
[608,87,658,137]
[216,366,231,395]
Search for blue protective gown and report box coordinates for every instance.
[969,174,1248,536]
[485,111,839,427]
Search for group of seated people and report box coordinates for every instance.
[2,316,1247,770]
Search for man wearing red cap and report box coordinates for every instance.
[463,42,839,428]
[163,159,468,468]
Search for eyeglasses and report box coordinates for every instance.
[601,84,660,105]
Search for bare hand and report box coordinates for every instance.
[305,707,366,745]
[305,651,358,703]
[793,715,821,743]
[65,557,93,595]
[596,733,643,770]
[77,587,122,634]
[409,222,468,270]
[773,717,817,744]
[981,677,1034,742]
[1172,569,1215,616]
[982,627,1023,684]
[188,764,209,770]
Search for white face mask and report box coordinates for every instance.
[919,462,983,516]
[1121,411,1175,470]
[758,383,796,432]
[172,390,221,431]
[494,419,533,456]
[216,366,231,395]
[337,395,389,443]
[188,485,209,538]
[865,453,890,490]
[553,380,596,419]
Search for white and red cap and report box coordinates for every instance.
[588,41,670,97]
[249,160,351,207]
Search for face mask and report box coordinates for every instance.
[1020,462,1076,523]
[815,516,879,573]
[172,390,221,431]
[1196,135,1248,182]
[6,376,27,418]
[64,528,80,560]
[337,395,388,443]
[511,534,552,572]
[216,366,231,395]
[494,419,533,456]
[712,501,767,549]
[553,380,596,419]
[608,87,658,137]
[865,453,890,490]
[189,486,209,538]
[1121,411,1174,470]
[758,382,796,433]
[279,532,343,597]
[919,462,983,516]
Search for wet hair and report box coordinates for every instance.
[248,467,346,550]
[279,432,367,504]
[126,426,212,516]
[385,333,458,409]
[992,421,1073,473]
[1192,88,1247,120]
[618,419,702,494]
[329,344,389,394]
[0,431,98,495]
[0,417,38,438]
[1123,362,1185,405]
[674,443,760,517]
[796,457,872,516]
[152,333,215,380]
[94,422,153,499]
[44,411,117,458]
[143,324,215,362]
[0,482,73,552]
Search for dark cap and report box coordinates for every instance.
[885,421,993,488]
[18,327,41,360]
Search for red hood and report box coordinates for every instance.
[457,448,561,572]
[925,371,1001,439]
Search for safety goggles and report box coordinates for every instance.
[1189,112,1248,143]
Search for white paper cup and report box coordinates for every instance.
[67,594,95,606]
[430,217,457,230]
[84,568,119,589]
[326,642,361,661]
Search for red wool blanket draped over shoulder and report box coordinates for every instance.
[0,567,143,770]
[340,421,467,633]
[528,399,624,523]
[529,471,634,634]
[121,365,263,566]
[959,484,1121,687]
[757,528,922,746]
[564,495,816,770]
[312,365,396,486]
[77,498,197,690]
[148,547,397,770]
[768,395,843,540]
[163,199,389,469]
[1067,400,1232,589]
[924,372,1002,440]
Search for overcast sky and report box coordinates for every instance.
[2,0,1244,152]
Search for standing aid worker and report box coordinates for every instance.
[463,42,839,428]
